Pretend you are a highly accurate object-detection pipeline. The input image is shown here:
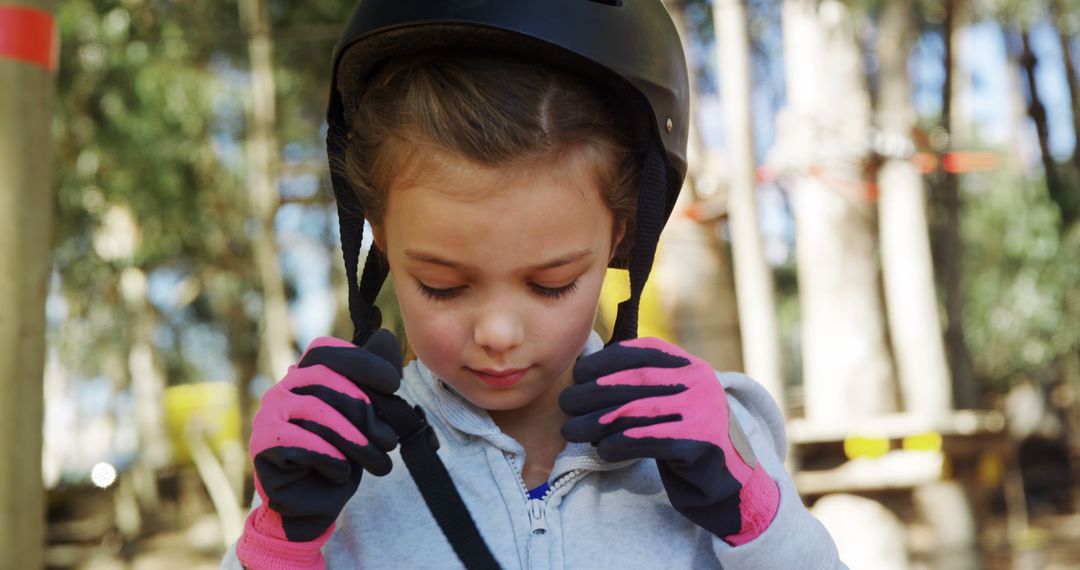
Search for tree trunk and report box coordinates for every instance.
[659,0,743,373]
[1020,29,1072,227]
[0,3,55,566]
[226,303,259,454]
[120,267,173,521]
[1002,27,1035,170]
[713,0,785,407]
[1051,0,1080,172]
[876,0,952,418]
[241,0,296,380]
[778,0,896,426]
[938,0,978,409]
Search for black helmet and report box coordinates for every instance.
[326,0,690,345]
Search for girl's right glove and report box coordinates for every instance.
[235,330,402,570]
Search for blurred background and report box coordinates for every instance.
[3,0,1080,568]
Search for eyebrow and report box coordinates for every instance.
[404,249,594,272]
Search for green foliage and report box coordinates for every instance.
[960,169,1080,389]
[269,2,351,192]
[55,0,246,267]
[52,0,256,384]
[51,0,363,387]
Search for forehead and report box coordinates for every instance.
[380,149,615,266]
[389,143,607,204]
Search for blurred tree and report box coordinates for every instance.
[50,0,356,494]
[1050,0,1080,173]
[1018,29,1070,227]
[774,0,897,425]
[875,0,953,418]
[712,0,785,406]
[240,0,297,381]
[942,0,1080,408]
[52,0,262,528]
[935,0,979,408]
[658,0,744,374]
[1,3,55,566]
[961,170,1080,392]
[967,0,1080,390]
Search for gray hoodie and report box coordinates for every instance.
[223,332,846,569]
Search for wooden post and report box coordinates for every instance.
[877,0,953,418]
[0,2,57,567]
[713,0,785,408]
[778,0,897,425]
[939,0,978,409]
[659,0,744,374]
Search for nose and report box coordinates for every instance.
[473,306,525,354]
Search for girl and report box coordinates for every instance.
[225,1,845,568]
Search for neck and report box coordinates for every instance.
[488,365,571,445]
[488,365,573,488]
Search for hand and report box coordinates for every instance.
[560,338,779,546]
[236,330,402,569]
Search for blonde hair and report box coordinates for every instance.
[338,49,640,263]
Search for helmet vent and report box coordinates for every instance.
[584,0,623,6]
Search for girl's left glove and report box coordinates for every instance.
[560,338,779,546]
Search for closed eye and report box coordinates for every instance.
[416,282,465,301]
[530,280,579,300]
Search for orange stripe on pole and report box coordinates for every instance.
[0,6,56,71]
[942,151,999,173]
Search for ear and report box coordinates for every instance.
[371,224,387,252]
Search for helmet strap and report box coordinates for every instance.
[328,123,386,346]
[608,141,667,345]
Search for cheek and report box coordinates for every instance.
[538,270,606,354]
[395,285,466,366]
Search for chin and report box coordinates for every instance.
[452,385,542,413]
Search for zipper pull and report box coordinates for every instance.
[529,499,548,534]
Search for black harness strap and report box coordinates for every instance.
[365,391,501,570]
[346,302,501,569]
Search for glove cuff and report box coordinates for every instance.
[723,462,780,546]
[236,507,331,570]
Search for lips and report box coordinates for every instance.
[469,367,529,389]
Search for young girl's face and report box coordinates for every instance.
[374,148,622,414]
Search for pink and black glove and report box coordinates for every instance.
[236,330,402,569]
[560,338,779,546]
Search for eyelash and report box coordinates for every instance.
[416,283,464,301]
[530,280,579,300]
[415,280,579,301]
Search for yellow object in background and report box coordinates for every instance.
[902,431,943,453]
[164,382,242,465]
[597,268,675,342]
[843,434,891,459]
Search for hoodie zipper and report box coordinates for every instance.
[529,497,549,534]
[524,469,581,534]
